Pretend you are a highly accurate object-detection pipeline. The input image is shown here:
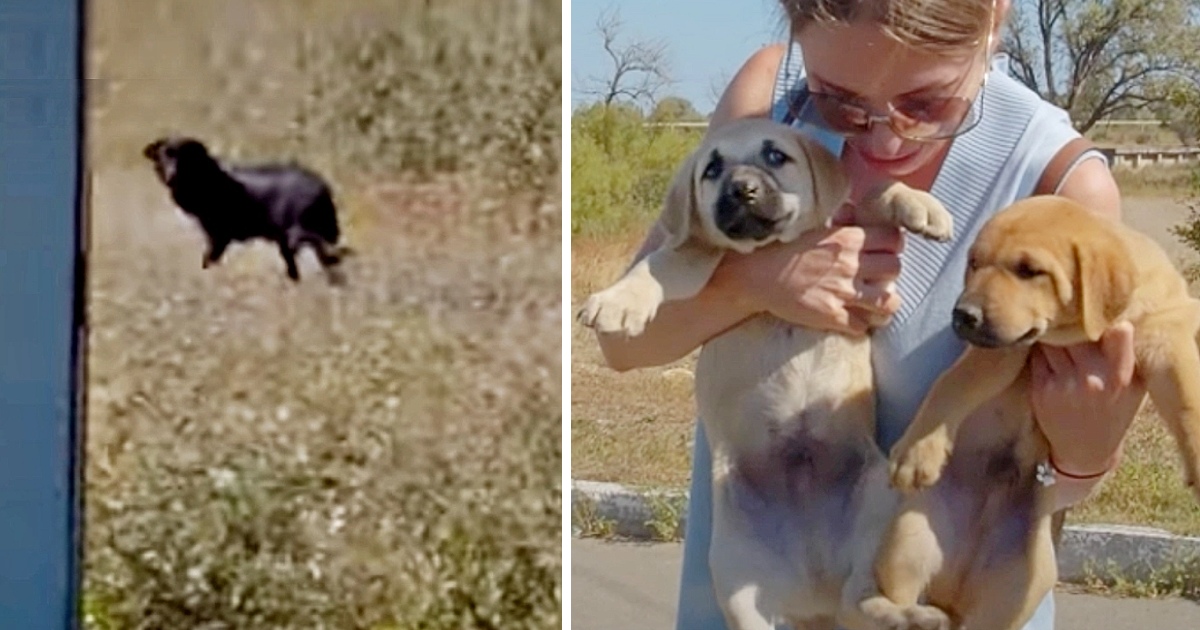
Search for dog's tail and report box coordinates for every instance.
[304,188,343,245]
[325,243,356,264]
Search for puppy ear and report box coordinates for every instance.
[659,147,703,250]
[793,132,849,220]
[1074,238,1135,341]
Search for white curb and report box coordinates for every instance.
[571,478,1200,583]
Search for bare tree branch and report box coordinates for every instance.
[582,7,672,110]
[1004,0,1200,133]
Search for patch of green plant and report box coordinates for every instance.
[644,493,686,542]
[1078,553,1200,600]
[572,496,618,539]
[571,104,703,237]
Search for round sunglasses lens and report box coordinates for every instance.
[898,98,978,140]
[805,91,981,140]
[810,95,869,134]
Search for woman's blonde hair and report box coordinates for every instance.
[778,0,996,53]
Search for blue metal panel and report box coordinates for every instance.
[0,0,86,627]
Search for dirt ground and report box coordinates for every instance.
[1120,195,1198,262]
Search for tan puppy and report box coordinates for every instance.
[873,195,1200,630]
[579,118,955,630]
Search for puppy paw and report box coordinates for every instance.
[903,604,951,630]
[857,598,950,630]
[890,189,953,243]
[889,432,951,493]
[857,596,908,630]
[577,284,663,337]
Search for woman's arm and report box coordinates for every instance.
[597,219,907,371]
[595,44,904,371]
[594,45,785,371]
[1032,156,1146,509]
[595,221,758,371]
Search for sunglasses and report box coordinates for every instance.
[799,8,996,142]
[803,76,986,141]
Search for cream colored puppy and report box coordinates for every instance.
[873,195,1200,630]
[579,118,955,630]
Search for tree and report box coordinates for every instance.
[581,7,672,109]
[650,96,705,122]
[1154,75,1200,144]
[1004,0,1200,133]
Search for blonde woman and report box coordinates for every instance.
[592,0,1145,628]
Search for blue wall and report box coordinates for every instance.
[0,0,85,627]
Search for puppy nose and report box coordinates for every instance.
[731,178,759,202]
[952,304,983,331]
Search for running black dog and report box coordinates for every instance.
[143,136,350,284]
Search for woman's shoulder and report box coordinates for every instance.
[709,43,791,127]
[744,42,791,76]
[988,65,1075,129]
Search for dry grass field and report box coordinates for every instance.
[84,1,560,628]
[571,195,1200,538]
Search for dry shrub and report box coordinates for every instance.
[292,0,561,194]
[85,183,561,629]
[86,309,559,628]
[84,0,561,627]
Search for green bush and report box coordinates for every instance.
[1170,170,1200,282]
[1171,210,1200,282]
[570,104,703,237]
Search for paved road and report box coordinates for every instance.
[571,537,1200,630]
[1121,195,1195,262]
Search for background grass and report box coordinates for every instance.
[85,1,560,628]
[569,107,1200,538]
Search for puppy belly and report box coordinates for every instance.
[923,440,1053,608]
[698,317,888,621]
[722,446,882,559]
[695,317,876,458]
[710,443,893,622]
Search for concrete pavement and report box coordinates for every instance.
[571,537,1200,630]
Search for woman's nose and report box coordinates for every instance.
[861,121,907,157]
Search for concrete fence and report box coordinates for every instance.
[639,122,1200,170]
[1105,147,1200,170]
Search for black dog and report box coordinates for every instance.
[143,136,350,284]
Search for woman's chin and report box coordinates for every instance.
[858,150,920,175]
[850,143,942,178]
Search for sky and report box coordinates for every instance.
[570,0,787,114]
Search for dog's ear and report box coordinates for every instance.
[143,139,163,160]
[1074,237,1135,341]
[793,132,849,220]
[659,147,703,250]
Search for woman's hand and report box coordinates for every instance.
[707,209,906,336]
[1031,322,1145,479]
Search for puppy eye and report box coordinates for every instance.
[1014,261,1044,279]
[763,147,789,167]
[702,159,722,180]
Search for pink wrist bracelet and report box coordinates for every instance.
[1048,453,1112,481]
